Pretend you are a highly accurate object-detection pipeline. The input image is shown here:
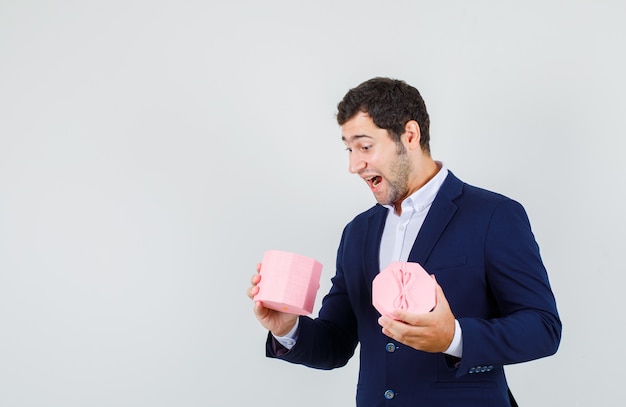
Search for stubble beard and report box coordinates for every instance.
[378,150,412,207]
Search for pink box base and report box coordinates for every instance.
[254,250,323,316]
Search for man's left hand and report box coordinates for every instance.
[378,280,456,353]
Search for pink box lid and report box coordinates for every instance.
[372,261,436,318]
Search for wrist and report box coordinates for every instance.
[272,318,298,338]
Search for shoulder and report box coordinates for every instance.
[441,172,533,228]
[446,171,520,208]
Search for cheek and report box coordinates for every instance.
[373,155,393,175]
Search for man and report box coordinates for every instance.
[247,77,561,406]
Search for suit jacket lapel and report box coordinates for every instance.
[363,205,387,282]
[408,172,464,264]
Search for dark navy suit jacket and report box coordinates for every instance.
[267,172,561,406]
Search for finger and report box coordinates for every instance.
[250,273,261,285]
[247,284,259,299]
[378,315,397,337]
[389,309,413,323]
[253,301,268,318]
[380,315,421,341]
[378,314,392,327]
[256,262,262,272]
[393,310,431,328]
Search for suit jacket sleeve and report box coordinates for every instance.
[455,198,561,377]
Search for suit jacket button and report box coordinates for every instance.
[384,389,395,400]
[385,343,396,353]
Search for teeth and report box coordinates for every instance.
[367,176,381,187]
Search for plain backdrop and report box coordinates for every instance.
[1,1,624,406]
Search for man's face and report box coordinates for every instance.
[341,112,412,207]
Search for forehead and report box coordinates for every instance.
[341,112,387,143]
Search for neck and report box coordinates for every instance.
[393,158,440,215]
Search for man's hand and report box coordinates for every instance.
[377,280,456,353]
[247,263,298,337]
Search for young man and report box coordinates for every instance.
[248,77,561,406]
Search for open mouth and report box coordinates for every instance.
[367,175,382,188]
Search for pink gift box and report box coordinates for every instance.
[372,261,436,318]
[254,250,323,316]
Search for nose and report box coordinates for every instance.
[349,151,366,174]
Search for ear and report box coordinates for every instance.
[402,120,421,151]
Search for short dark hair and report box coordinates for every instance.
[336,77,431,154]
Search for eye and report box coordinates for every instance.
[345,147,352,153]
[361,145,372,152]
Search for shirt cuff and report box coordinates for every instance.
[444,319,463,358]
[272,318,299,350]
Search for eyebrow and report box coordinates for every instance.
[341,134,374,143]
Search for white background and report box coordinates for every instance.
[1,1,624,405]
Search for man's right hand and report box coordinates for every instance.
[247,263,298,337]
